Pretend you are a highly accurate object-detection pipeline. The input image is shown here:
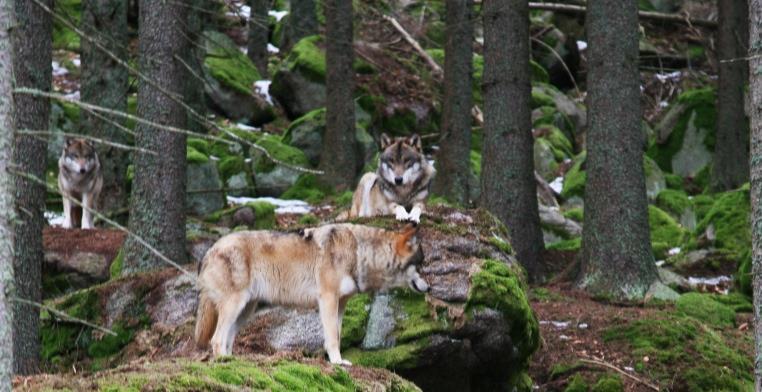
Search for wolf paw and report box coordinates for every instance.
[408,207,422,223]
[394,205,409,221]
[331,359,352,366]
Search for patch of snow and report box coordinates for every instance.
[52,61,68,77]
[268,43,280,54]
[269,10,288,21]
[64,91,80,101]
[659,101,669,108]
[244,158,252,163]
[577,323,589,330]
[655,71,682,83]
[687,276,731,287]
[236,122,260,132]
[576,40,587,51]
[668,247,681,256]
[239,46,248,54]
[209,155,220,161]
[551,321,570,329]
[45,211,65,226]
[71,57,81,67]
[549,177,563,194]
[227,196,312,215]
[655,260,665,267]
[254,80,273,105]
[624,366,634,372]
[226,3,250,19]
[563,158,572,164]
[559,335,571,341]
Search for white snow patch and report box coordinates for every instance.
[540,320,570,330]
[577,323,589,330]
[240,46,248,55]
[267,43,280,54]
[52,61,68,77]
[269,10,288,21]
[71,57,81,67]
[659,101,669,108]
[668,247,681,256]
[655,260,666,267]
[244,158,252,163]
[624,366,635,372]
[45,211,65,227]
[227,196,312,215]
[563,158,572,164]
[559,335,571,341]
[655,71,682,83]
[209,155,221,161]
[235,122,260,132]
[687,276,731,287]
[227,4,250,19]
[576,40,587,51]
[549,177,564,194]
[254,80,273,105]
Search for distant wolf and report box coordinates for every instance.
[194,223,429,365]
[58,138,102,229]
[347,133,435,223]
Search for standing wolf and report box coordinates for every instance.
[194,223,429,364]
[58,138,102,229]
[348,133,435,223]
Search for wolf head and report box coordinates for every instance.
[378,133,425,187]
[383,223,429,293]
[61,138,98,175]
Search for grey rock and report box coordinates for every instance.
[44,251,111,284]
[270,70,326,119]
[362,293,396,349]
[647,281,680,301]
[186,161,226,216]
[232,206,256,227]
[254,165,300,196]
[671,112,713,177]
[150,273,199,326]
[226,172,253,197]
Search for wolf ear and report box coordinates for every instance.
[380,133,392,149]
[406,134,422,152]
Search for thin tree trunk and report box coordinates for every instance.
[432,0,473,205]
[185,0,207,135]
[0,0,16,385]
[577,0,658,299]
[318,0,356,191]
[287,0,317,49]
[123,0,188,274]
[81,0,129,219]
[480,0,544,281]
[748,0,762,388]
[11,0,51,374]
[712,0,749,191]
[248,0,269,76]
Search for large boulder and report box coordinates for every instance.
[186,147,226,216]
[250,134,313,196]
[270,35,327,119]
[39,207,539,391]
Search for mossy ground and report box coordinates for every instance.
[648,205,686,259]
[205,201,276,230]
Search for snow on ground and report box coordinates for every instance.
[269,10,288,21]
[668,247,681,256]
[45,211,65,227]
[254,80,273,105]
[235,122,260,132]
[52,61,69,77]
[64,91,80,101]
[267,43,280,54]
[227,196,312,215]
[549,177,563,194]
[576,40,587,51]
[655,71,682,83]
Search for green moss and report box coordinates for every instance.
[253,134,310,173]
[334,190,354,207]
[42,289,99,361]
[694,188,750,258]
[271,362,355,391]
[87,322,135,358]
[561,152,586,199]
[531,89,556,109]
[648,205,686,259]
[470,150,482,177]
[591,374,623,392]
[186,146,209,164]
[563,208,584,223]
[665,173,684,190]
[466,260,539,360]
[297,214,320,225]
[544,126,574,159]
[546,237,581,251]
[391,289,448,343]
[187,138,210,155]
[676,293,735,328]
[711,291,752,313]
[109,248,124,279]
[284,35,326,82]
[340,293,371,349]
[488,235,513,255]
[53,0,81,50]
[564,374,589,392]
[247,201,276,230]
[737,249,752,297]
[217,156,247,181]
[655,189,691,216]
[281,174,332,204]
[204,52,262,95]
[343,341,425,370]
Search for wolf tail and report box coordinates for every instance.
[194,292,218,349]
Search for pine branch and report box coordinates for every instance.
[527,2,717,28]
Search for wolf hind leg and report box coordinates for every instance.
[226,301,258,354]
[210,292,250,357]
[319,293,350,366]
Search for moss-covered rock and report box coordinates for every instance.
[249,134,312,196]
[649,205,686,260]
[281,174,333,204]
[561,152,586,199]
[693,186,750,259]
[205,201,276,230]
[676,293,736,328]
[270,35,327,118]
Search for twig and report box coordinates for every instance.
[9,167,192,276]
[527,2,717,29]
[382,15,443,78]
[578,358,660,391]
[17,130,156,155]
[12,297,117,336]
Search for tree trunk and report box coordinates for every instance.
[577,0,657,299]
[318,0,356,191]
[712,0,749,191]
[480,0,544,281]
[81,0,129,219]
[248,0,269,76]
[0,0,16,384]
[123,0,188,274]
[432,0,473,205]
[287,0,317,48]
[748,0,762,389]
[184,0,207,135]
[11,0,52,374]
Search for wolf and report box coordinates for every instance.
[194,223,429,365]
[58,138,102,229]
[348,133,435,223]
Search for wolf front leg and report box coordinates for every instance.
[81,193,94,229]
[392,203,409,221]
[319,292,351,366]
[408,202,425,223]
[62,197,73,229]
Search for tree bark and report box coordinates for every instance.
[712,0,749,191]
[11,0,51,374]
[577,0,658,299]
[432,0,473,205]
[748,0,762,389]
[287,0,317,49]
[318,0,356,191]
[123,0,188,274]
[0,0,16,385]
[184,0,207,135]
[81,0,129,219]
[247,0,269,76]
[480,0,544,281]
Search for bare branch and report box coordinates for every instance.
[12,297,117,337]
[527,2,717,28]
[17,130,156,155]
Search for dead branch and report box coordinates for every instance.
[12,297,117,337]
[17,130,156,155]
[527,2,717,29]
[382,15,443,77]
